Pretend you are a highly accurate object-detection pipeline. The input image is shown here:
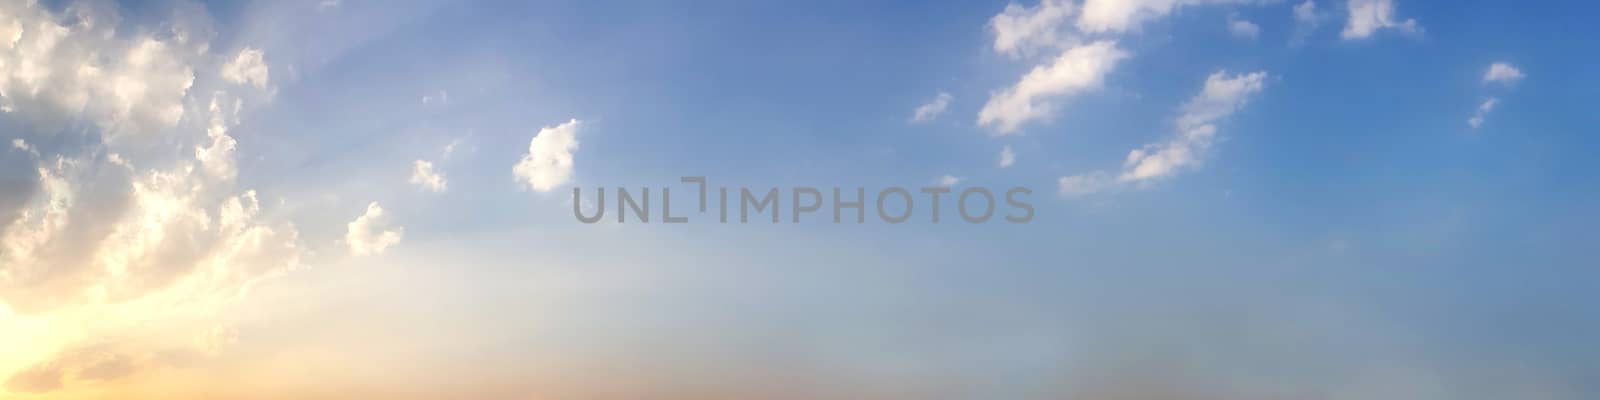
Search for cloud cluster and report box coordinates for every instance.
[1468,62,1524,129]
[0,1,302,394]
[1059,70,1268,195]
[980,0,1280,135]
[0,1,207,135]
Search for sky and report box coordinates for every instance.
[1,0,1598,398]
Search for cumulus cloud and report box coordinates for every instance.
[991,0,1078,59]
[979,40,1128,135]
[345,202,403,256]
[219,48,270,90]
[409,160,447,192]
[513,119,582,192]
[999,145,1016,168]
[1467,97,1498,129]
[1341,0,1419,39]
[1483,62,1525,85]
[938,175,962,187]
[0,1,201,135]
[0,2,304,394]
[1059,71,1268,196]
[910,91,952,123]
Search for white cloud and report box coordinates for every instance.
[991,0,1077,59]
[194,93,241,182]
[0,1,199,135]
[345,202,403,256]
[1228,16,1261,40]
[1059,172,1113,196]
[513,119,582,192]
[979,40,1128,135]
[938,175,962,187]
[1291,0,1320,44]
[1341,0,1419,39]
[220,48,270,90]
[1295,1,1318,24]
[910,92,953,123]
[1483,62,1524,85]
[1467,97,1498,129]
[999,145,1017,168]
[1122,70,1267,182]
[1058,71,1268,196]
[1468,63,1524,128]
[0,4,309,392]
[1078,0,1256,34]
[409,160,447,192]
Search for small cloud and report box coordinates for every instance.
[979,40,1128,135]
[1228,16,1260,40]
[409,160,447,192]
[1290,0,1320,45]
[938,175,961,187]
[220,48,271,90]
[442,139,462,157]
[999,145,1016,168]
[1058,173,1111,196]
[1341,0,1420,40]
[346,202,403,256]
[422,90,449,106]
[1057,70,1269,196]
[513,119,582,192]
[1294,1,1319,25]
[317,0,340,10]
[910,92,952,123]
[1483,62,1525,85]
[990,0,1076,59]
[1467,97,1498,129]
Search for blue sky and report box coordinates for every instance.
[2,0,1599,398]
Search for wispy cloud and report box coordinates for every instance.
[910,92,953,123]
[1060,70,1269,195]
[980,40,1128,135]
